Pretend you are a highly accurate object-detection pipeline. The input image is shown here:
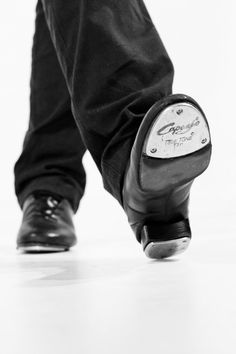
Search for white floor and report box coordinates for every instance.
[1,0,236,353]
[1,220,236,354]
[1,153,236,354]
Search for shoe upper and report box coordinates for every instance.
[122,95,194,242]
[17,193,77,248]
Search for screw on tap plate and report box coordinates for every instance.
[150,148,157,153]
[201,138,207,144]
[176,109,183,115]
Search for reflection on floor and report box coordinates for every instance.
[0,229,236,354]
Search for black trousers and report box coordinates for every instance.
[14,0,174,212]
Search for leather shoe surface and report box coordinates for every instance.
[17,192,77,252]
[123,94,212,259]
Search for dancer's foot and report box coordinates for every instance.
[17,192,77,252]
[123,94,212,259]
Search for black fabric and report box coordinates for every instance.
[14,0,174,211]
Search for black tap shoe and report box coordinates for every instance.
[123,94,212,259]
[17,192,77,252]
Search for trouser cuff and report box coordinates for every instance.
[16,176,84,213]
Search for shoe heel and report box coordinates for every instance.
[141,219,191,259]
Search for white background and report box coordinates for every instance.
[0,2,236,354]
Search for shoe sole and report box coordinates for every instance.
[138,95,212,259]
[141,101,211,192]
[145,102,210,159]
[144,237,191,259]
[17,244,69,253]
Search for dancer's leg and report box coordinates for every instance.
[14,0,86,213]
[39,0,211,259]
[41,0,174,204]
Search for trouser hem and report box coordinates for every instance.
[16,177,84,213]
